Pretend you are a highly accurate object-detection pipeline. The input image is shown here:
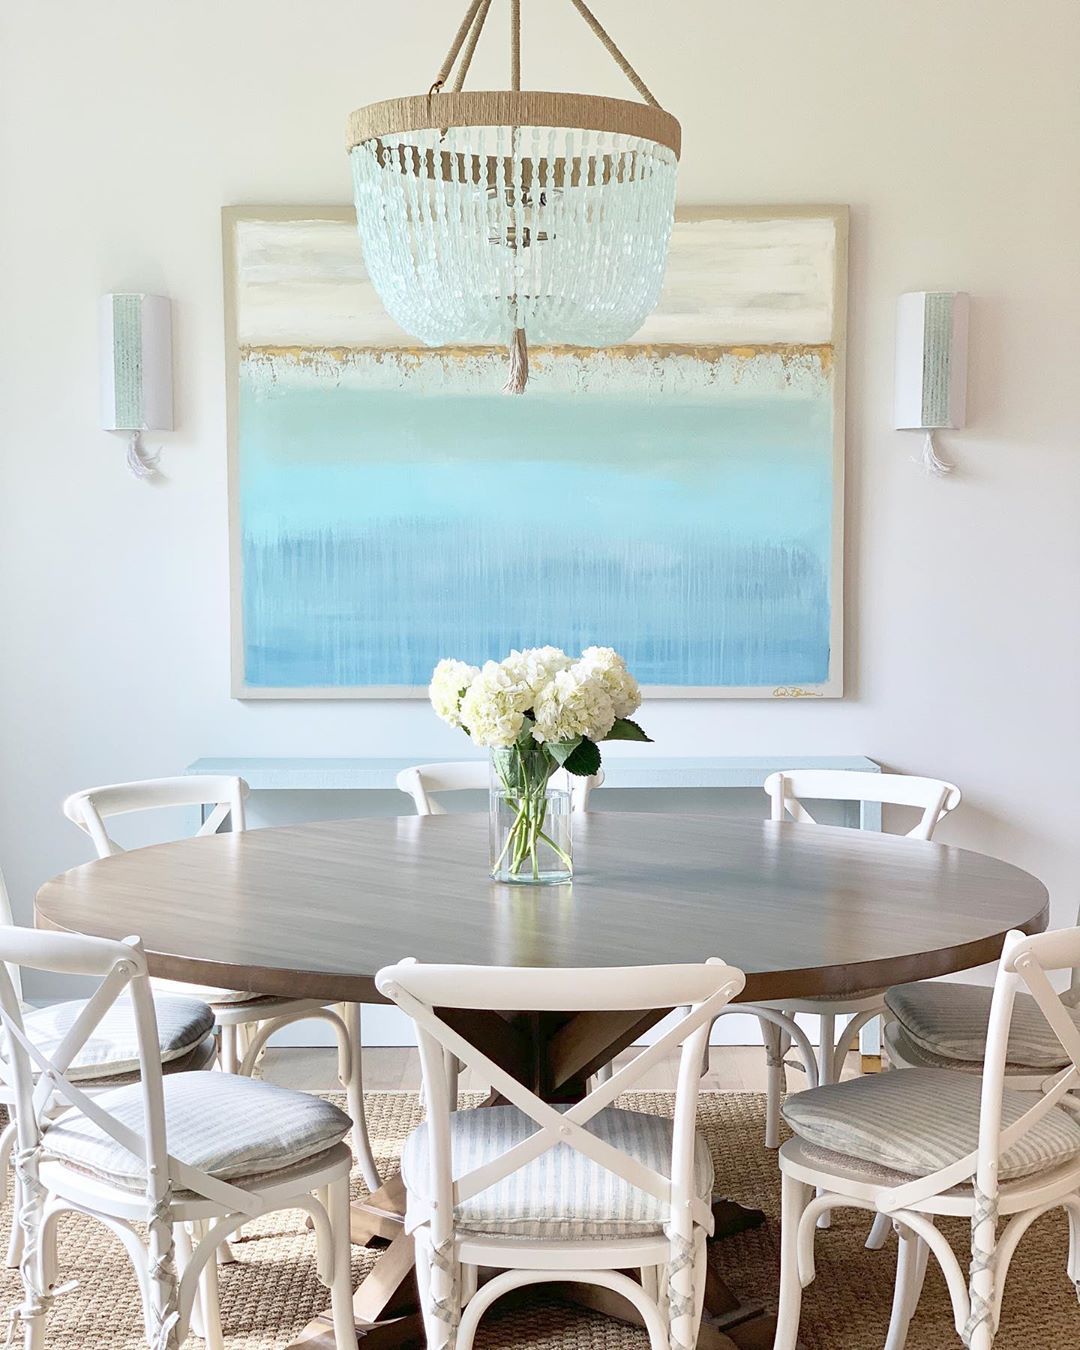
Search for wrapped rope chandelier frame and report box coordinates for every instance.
[347,0,681,392]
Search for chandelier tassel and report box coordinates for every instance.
[503,327,529,395]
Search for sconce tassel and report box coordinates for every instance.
[127,430,162,481]
[502,327,529,395]
[920,430,953,476]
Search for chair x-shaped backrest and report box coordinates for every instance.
[62,774,248,859]
[377,960,745,1235]
[765,769,962,841]
[0,926,267,1220]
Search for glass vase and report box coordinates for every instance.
[489,750,573,885]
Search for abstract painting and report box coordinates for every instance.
[224,206,845,697]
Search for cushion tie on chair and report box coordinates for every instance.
[146,1184,181,1350]
[426,1234,460,1350]
[961,1180,999,1349]
[664,1229,697,1350]
[4,1144,78,1347]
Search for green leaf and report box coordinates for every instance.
[602,718,653,743]
[564,737,602,777]
[490,746,516,787]
[544,737,582,767]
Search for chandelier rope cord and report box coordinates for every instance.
[432,0,665,110]
[431,0,488,94]
[451,0,494,93]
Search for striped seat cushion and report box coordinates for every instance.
[781,1067,1080,1182]
[401,1105,714,1239]
[42,1072,352,1190]
[886,1022,1050,1078]
[885,982,1078,1070]
[18,996,215,1082]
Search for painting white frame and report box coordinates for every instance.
[224,204,847,700]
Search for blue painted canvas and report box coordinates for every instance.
[226,209,845,697]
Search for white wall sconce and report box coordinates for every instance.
[100,293,173,480]
[894,291,969,475]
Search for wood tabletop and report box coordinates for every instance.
[34,813,1048,1005]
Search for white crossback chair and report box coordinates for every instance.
[0,925,357,1350]
[745,771,961,1155]
[0,866,217,1271]
[775,924,1080,1350]
[396,762,603,817]
[376,957,745,1350]
[62,775,381,1191]
[871,908,1080,1256]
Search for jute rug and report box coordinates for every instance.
[4,1090,1079,1348]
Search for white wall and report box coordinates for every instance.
[2,2,1079,1014]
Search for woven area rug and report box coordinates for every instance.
[4,1090,1079,1348]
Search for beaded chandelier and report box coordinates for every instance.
[347,0,681,392]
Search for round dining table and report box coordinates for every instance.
[35,811,1049,1350]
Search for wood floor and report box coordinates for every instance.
[260,1044,865,1093]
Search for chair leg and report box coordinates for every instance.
[218,1024,239,1075]
[774,1171,811,1350]
[328,1176,358,1350]
[24,1203,63,1350]
[760,1017,784,1150]
[884,1224,928,1350]
[7,1168,24,1268]
[814,1013,837,1230]
[189,1220,225,1350]
[445,1051,460,1110]
[666,1228,706,1350]
[816,1013,837,1087]
[144,1201,180,1350]
[867,1210,894,1250]
[0,1118,14,1264]
[340,1003,381,1194]
[175,1224,204,1340]
[1066,1196,1080,1295]
[416,1226,459,1350]
[211,1024,244,1258]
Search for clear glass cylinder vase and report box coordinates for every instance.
[489,751,572,885]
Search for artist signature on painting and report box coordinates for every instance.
[772,686,825,699]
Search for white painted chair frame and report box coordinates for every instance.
[873,909,1080,1253]
[748,770,962,1152]
[0,926,356,1350]
[377,958,745,1350]
[776,925,1080,1350]
[0,867,217,1273]
[62,776,381,1191]
[395,762,603,817]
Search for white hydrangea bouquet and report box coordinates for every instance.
[429,646,651,883]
